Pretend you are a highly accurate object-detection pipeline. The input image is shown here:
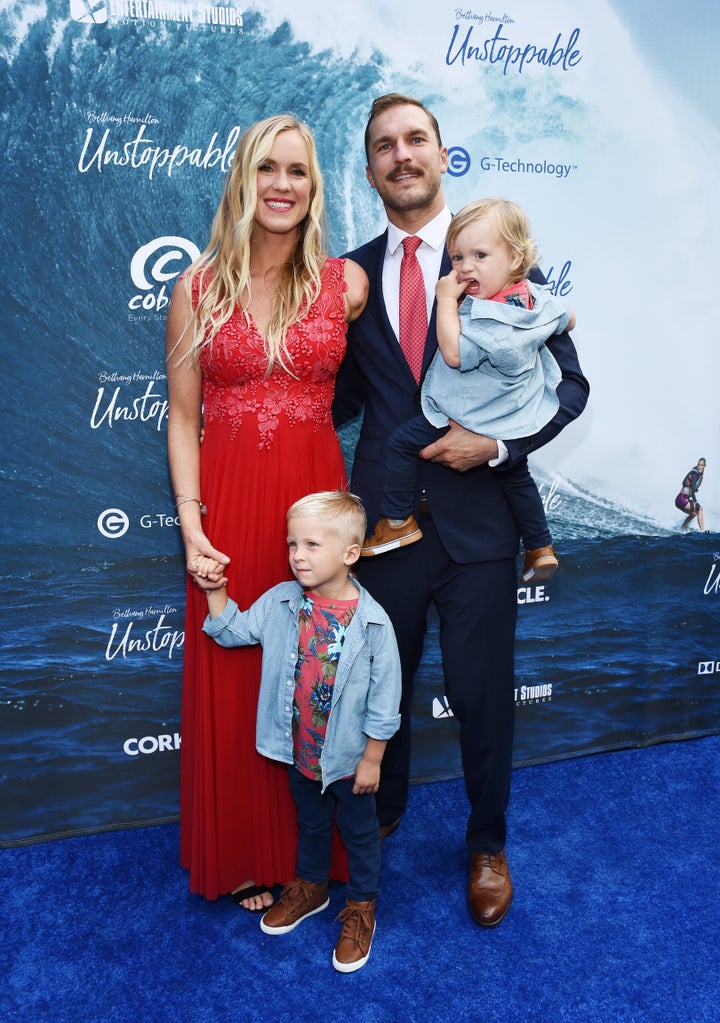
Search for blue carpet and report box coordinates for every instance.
[3,735,719,1022]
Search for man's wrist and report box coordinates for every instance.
[489,438,508,467]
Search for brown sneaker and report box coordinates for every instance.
[332,898,376,973]
[361,516,423,557]
[521,546,558,584]
[259,877,329,935]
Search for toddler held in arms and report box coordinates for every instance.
[362,197,576,584]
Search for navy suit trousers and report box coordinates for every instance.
[357,514,518,854]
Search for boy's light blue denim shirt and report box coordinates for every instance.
[203,578,401,792]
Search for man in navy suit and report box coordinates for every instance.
[334,93,589,927]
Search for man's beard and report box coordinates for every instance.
[376,169,441,214]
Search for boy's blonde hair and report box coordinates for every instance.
[446,198,538,284]
[287,491,367,548]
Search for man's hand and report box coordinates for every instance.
[420,420,499,471]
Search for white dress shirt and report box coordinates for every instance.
[382,207,452,340]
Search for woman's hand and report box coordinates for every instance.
[193,555,228,590]
[184,532,230,588]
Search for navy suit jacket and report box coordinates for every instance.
[334,231,590,564]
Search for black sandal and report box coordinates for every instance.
[230,884,273,912]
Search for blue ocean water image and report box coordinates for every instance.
[1,7,718,843]
[411,520,720,782]
[3,516,717,843]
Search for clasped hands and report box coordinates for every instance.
[191,554,228,590]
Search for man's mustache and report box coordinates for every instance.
[387,166,423,181]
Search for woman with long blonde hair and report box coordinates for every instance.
[166,114,368,907]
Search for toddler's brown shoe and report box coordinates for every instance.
[361,516,423,557]
[521,546,558,583]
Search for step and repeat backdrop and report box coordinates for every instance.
[2,0,718,844]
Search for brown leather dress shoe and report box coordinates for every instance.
[467,850,513,927]
[379,816,401,842]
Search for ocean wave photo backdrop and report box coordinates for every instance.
[1,0,718,844]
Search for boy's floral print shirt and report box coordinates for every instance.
[292,590,359,782]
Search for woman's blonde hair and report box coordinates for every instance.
[182,114,327,373]
[446,198,538,283]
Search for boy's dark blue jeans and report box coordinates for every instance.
[288,768,381,902]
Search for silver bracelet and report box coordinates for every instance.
[175,496,207,515]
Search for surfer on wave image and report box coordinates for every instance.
[675,458,707,532]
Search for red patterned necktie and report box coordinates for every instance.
[399,235,427,383]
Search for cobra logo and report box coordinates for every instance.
[129,236,201,312]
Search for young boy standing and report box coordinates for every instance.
[196,491,401,972]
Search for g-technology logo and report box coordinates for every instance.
[697,661,720,676]
[446,146,471,178]
[479,156,577,180]
[96,506,182,541]
[71,0,108,23]
[97,508,130,539]
[128,236,200,319]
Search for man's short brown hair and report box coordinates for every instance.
[364,92,443,160]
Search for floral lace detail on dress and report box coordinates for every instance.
[198,259,348,449]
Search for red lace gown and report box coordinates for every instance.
[180,258,350,898]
